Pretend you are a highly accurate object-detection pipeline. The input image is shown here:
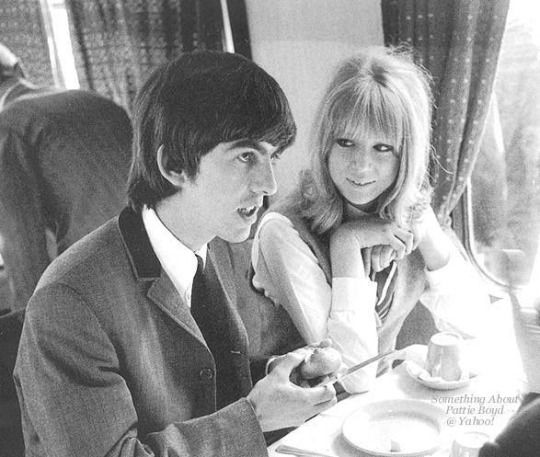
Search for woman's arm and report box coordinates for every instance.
[252,213,378,392]
[413,207,451,271]
[414,207,490,337]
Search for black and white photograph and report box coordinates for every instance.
[0,1,539,456]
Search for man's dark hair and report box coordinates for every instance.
[127,51,296,211]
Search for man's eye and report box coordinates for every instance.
[374,143,394,153]
[270,151,283,161]
[238,151,256,163]
[336,138,354,148]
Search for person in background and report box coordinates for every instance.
[0,44,132,454]
[251,46,490,394]
[0,42,132,314]
[14,50,337,457]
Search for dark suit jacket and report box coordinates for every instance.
[0,89,132,311]
[479,393,540,457]
[14,208,267,457]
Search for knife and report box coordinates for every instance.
[319,349,398,387]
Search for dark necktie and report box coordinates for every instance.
[191,255,206,314]
[190,254,238,408]
[190,254,215,349]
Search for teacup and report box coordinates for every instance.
[426,331,468,381]
[451,431,490,457]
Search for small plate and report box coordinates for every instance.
[342,399,445,456]
[404,360,474,391]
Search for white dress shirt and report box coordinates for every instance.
[252,211,490,393]
[142,206,207,307]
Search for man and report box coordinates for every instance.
[0,43,132,312]
[14,51,337,457]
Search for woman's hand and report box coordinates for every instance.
[363,245,397,273]
[338,216,414,258]
[409,206,435,248]
[330,216,413,278]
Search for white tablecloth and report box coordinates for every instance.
[268,298,526,457]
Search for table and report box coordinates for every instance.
[268,298,526,457]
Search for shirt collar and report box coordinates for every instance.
[142,206,207,307]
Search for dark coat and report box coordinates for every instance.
[14,208,267,457]
[0,88,132,311]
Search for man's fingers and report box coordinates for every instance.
[272,351,306,376]
[303,383,336,406]
[314,396,338,411]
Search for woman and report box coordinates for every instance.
[251,47,489,393]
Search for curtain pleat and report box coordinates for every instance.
[382,0,509,225]
[0,0,54,87]
[65,0,225,113]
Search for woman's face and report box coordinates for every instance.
[327,130,400,212]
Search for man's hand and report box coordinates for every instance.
[247,351,337,432]
[296,340,342,387]
[267,340,343,387]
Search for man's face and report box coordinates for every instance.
[161,139,281,248]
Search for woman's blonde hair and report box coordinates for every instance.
[293,46,433,235]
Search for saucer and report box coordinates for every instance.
[404,360,475,390]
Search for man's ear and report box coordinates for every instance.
[156,145,186,188]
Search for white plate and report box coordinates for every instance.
[342,399,445,457]
[404,360,473,390]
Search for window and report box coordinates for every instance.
[39,0,79,88]
[469,0,540,288]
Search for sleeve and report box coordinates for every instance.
[251,213,378,393]
[14,284,267,457]
[419,243,490,339]
[0,128,50,310]
[479,396,540,457]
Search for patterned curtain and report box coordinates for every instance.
[382,0,509,226]
[65,0,225,113]
[0,0,54,87]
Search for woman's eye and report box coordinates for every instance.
[336,138,354,148]
[374,143,394,153]
[238,151,256,163]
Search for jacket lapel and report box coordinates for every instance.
[147,272,205,343]
[117,206,206,346]
[117,207,252,393]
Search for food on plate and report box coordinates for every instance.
[390,439,402,453]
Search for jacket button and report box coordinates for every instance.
[199,368,214,380]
